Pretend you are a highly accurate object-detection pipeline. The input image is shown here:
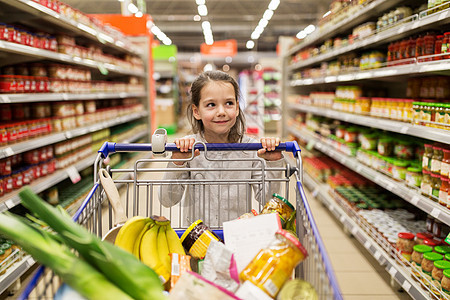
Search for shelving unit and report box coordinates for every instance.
[0,1,150,294]
[283,2,450,299]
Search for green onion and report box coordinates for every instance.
[19,187,166,300]
[0,213,133,300]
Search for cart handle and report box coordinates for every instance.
[99,141,301,159]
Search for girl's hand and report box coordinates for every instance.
[257,137,282,161]
[171,138,200,165]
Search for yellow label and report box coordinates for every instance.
[431,279,441,296]
[190,231,219,258]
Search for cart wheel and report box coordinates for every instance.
[390,276,401,291]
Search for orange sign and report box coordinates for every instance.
[200,39,237,57]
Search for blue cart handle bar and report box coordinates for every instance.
[99,141,301,159]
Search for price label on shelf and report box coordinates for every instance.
[5,199,15,209]
[374,251,382,261]
[351,226,358,236]
[26,257,35,267]
[364,241,371,249]
[439,10,449,20]
[0,95,10,103]
[402,280,411,293]
[431,208,440,219]
[96,62,109,76]
[339,215,346,224]
[4,147,14,157]
[66,166,81,184]
[306,140,316,151]
[410,196,420,206]
[389,266,398,277]
[400,126,408,134]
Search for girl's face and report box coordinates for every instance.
[192,81,239,143]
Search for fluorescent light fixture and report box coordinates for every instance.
[135,11,143,17]
[246,40,255,49]
[255,25,264,34]
[263,9,273,20]
[202,21,211,30]
[258,19,269,28]
[268,0,280,11]
[225,56,232,63]
[198,4,208,16]
[163,37,172,45]
[205,37,214,45]
[151,26,162,35]
[251,31,261,40]
[323,10,331,18]
[248,55,255,63]
[127,3,139,14]
[194,15,201,21]
[204,63,213,71]
[304,24,315,34]
[196,0,205,4]
[296,31,307,39]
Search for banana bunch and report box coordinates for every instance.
[114,215,186,284]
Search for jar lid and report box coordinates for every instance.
[431,173,440,178]
[273,193,295,211]
[180,219,203,243]
[435,245,450,254]
[407,167,422,172]
[413,244,432,253]
[0,243,10,250]
[434,260,450,270]
[424,238,438,247]
[393,160,409,167]
[398,232,415,240]
[423,252,443,261]
[423,170,431,174]
[416,232,433,240]
[276,229,308,258]
[441,175,449,182]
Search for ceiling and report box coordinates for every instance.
[63,0,333,53]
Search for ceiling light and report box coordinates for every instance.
[246,40,255,49]
[296,31,307,39]
[196,0,205,4]
[151,26,162,36]
[163,37,172,45]
[258,19,268,28]
[268,0,280,11]
[255,25,264,34]
[263,9,273,20]
[304,24,316,34]
[204,64,213,71]
[127,3,139,14]
[193,15,201,21]
[251,31,261,40]
[225,56,232,63]
[323,10,331,18]
[135,11,143,17]
[248,55,255,63]
[198,4,208,16]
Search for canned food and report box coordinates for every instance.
[180,220,223,259]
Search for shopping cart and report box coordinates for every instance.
[19,138,342,300]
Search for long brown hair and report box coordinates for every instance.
[187,70,246,143]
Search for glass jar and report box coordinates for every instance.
[360,132,378,150]
[422,252,444,287]
[406,166,422,187]
[394,140,414,160]
[442,269,450,299]
[378,138,393,156]
[432,260,450,297]
[442,149,450,177]
[421,170,433,196]
[442,32,450,59]
[411,244,433,280]
[260,194,295,228]
[424,144,434,171]
[396,232,415,264]
[344,127,359,143]
[392,160,409,180]
[432,173,442,200]
[432,146,444,175]
[239,230,308,298]
[416,232,434,245]
[436,246,450,257]
[440,176,449,207]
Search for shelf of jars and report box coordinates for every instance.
[290,57,450,86]
[2,0,142,56]
[301,171,431,300]
[0,91,147,104]
[288,125,450,227]
[0,114,148,212]
[0,110,148,160]
[287,0,405,56]
[288,103,450,144]
[288,7,450,71]
[0,40,145,77]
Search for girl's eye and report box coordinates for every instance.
[206,103,215,107]
[226,101,235,106]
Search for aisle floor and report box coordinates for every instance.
[302,186,412,299]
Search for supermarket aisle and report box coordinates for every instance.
[302,186,412,300]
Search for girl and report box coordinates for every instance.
[159,70,285,226]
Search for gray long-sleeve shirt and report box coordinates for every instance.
[158,134,285,227]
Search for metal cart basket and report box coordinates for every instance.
[20,140,342,300]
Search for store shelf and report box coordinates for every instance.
[286,0,404,56]
[290,59,450,86]
[289,126,450,227]
[0,124,148,213]
[2,0,141,56]
[288,103,450,144]
[0,255,35,295]
[0,111,148,160]
[301,171,429,300]
[0,40,145,77]
[288,8,450,70]
[0,92,147,104]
